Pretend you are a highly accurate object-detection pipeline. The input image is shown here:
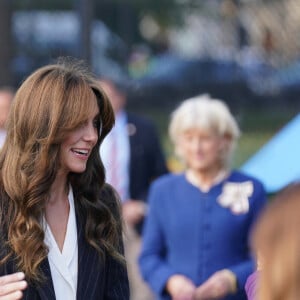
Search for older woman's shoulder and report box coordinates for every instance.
[230,170,266,190]
[151,172,186,189]
[229,170,262,184]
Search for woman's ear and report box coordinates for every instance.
[220,133,232,151]
[218,134,232,165]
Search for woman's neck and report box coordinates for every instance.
[48,172,69,205]
[186,166,228,192]
[46,173,70,252]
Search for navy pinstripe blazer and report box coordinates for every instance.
[0,208,130,300]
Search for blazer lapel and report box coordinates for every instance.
[34,258,56,300]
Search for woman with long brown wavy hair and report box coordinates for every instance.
[0,59,129,299]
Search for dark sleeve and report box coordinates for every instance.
[104,243,130,300]
[101,185,130,299]
[0,227,12,276]
[0,248,9,276]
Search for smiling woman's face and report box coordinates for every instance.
[59,95,100,176]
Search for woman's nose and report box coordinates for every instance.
[84,123,98,144]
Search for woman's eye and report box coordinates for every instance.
[183,134,193,141]
[93,119,100,128]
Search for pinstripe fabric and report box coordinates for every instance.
[76,215,129,300]
[0,210,130,300]
[23,259,56,300]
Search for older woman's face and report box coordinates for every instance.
[177,127,226,172]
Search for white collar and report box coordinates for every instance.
[44,186,78,296]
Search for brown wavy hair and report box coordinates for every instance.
[0,59,123,282]
[251,183,300,300]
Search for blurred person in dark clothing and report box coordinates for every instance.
[99,78,168,300]
[99,78,168,232]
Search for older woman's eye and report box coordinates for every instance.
[182,133,194,141]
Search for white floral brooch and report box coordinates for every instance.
[217,181,253,214]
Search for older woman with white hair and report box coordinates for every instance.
[139,95,267,300]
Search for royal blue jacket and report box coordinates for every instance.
[139,171,266,300]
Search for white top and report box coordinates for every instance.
[44,187,78,300]
[100,110,130,201]
[0,129,6,148]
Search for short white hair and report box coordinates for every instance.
[169,94,240,166]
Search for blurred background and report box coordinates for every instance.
[1,0,299,175]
